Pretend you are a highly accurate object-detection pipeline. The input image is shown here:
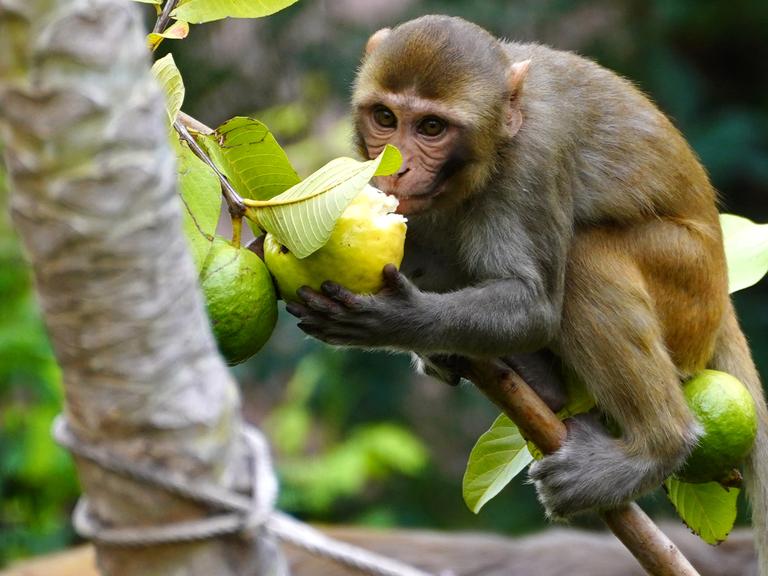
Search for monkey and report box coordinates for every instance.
[284,15,768,572]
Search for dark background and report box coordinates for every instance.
[2,0,767,566]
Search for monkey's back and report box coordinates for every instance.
[503,42,718,229]
[500,42,728,373]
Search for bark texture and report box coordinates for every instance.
[0,1,284,574]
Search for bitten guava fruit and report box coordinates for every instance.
[199,237,277,365]
[677,369,758,483]
[264,185,407,301]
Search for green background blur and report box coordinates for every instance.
[2,0,768,566]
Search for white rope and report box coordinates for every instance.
[53,415,436,576]
[268,512,436,576]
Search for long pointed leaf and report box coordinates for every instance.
[173,136,220,270]
[252,145,402,258]
[462,414,534,514]
[665,477,739,544]
[150,53,184,124]
[198,117,299,202]
[720,213,768,293]
[172,0,299,24]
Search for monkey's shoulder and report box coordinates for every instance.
[501,42,712,222]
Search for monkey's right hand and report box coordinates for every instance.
[286,264,423,348]
[414,353,464,386]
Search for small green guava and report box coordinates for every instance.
[264,185,407,301]
[677,370,758,483]
[199,237,277,365]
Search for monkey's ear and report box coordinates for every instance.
[365,28,392,56]
[505,59,531,137]
[507,59,531,99]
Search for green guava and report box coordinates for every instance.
[264,185,407,301]
[677,369,758,483]
[199,237,277,365]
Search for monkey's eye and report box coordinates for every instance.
[418,116,447,137]
[372,106,397,129]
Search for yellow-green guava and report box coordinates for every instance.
[199,237,277,365]
[264,185,407,301]
[677,370,758,483]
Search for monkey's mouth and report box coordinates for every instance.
[376,181,446,215]
[392,195,434,215]
[394,183,447,214]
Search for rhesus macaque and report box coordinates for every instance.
[286,15,768,572]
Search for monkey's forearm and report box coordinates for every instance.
[290,270,560,355]
[395,279,559,356]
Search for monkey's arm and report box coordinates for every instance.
[286,263,561,356]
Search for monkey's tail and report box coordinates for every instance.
[709,298,768,576]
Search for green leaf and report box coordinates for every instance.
[277,423,427,514]
[720,214,768,293]
[664,477,739,544]
[462,414,534,514]
[172,0,299,24]
[463,365,595,512]
[147,20,190,51]
[199,117,300,203]
[353,423,429,476]
[173,136,221,270]
[558,366,596,418]
[151,53,185,124]
[251,145,402,258]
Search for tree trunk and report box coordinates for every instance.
[0,0,285,574]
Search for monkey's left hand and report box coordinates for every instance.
[286,264,423,348]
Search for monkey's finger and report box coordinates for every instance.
[297,286,345,316]
[381,263,410,294]
[285,301,310,318]
[321,281,364,309]
[297,321,369,346]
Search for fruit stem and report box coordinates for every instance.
[719,468,744,489]
[231,215,242,248]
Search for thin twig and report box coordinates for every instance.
[173,118,247,220]
[230,216,242,247]
[459,358,701,576]
[178,111,213,135]
[153,0,180,33]
[153,3,249,218]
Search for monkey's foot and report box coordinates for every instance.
[528,414,692,519]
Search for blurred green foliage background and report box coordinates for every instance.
[2,0,768,567]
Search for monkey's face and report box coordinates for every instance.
[352,16,530,214]
[355,93,468,215]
